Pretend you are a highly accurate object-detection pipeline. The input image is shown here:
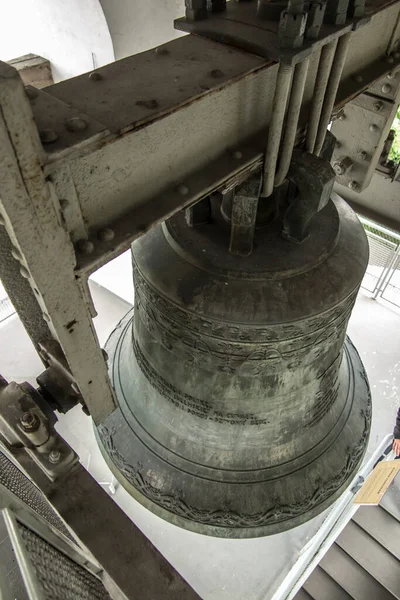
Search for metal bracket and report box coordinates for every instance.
[0,379,78,482]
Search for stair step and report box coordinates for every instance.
[303,565,353,600]
[353,505,400,560]
[294,588,314,600]
[319,543,396,600]
[336,520,400,598]
[380,476,400,522]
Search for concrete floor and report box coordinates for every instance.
[0,276,399,599]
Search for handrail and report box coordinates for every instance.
[270,434,395,600]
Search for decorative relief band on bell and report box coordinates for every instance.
[97,390,371,529]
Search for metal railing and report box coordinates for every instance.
[270,434,395,600]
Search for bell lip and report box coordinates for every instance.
[95,323,371,539]
[94,432,365,538]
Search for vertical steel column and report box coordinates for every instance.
[262,64,293,197]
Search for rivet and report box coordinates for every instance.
[233,150,243,159]
[360,151,369,161]
[76,239,94,255]
[370,124,379,133]
[354,74,363,83]
[25,87,38,100]
[20,265,30,279]
[209,69,224,79]
[348,180,360,191]
[49,450,62,464]
[374,101,384,112]
[386,55,395,64]
[98,227,115,242]
[11,246,23,261]
[40,129,58,144]
[178,184,189,196]
[89,71,103,81]
[155,47,169,56]
[66,117,88,132]
[339,113,346,121]
[382,83,392,94]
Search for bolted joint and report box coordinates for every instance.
[305,0,326,39]
[324,0,349,25]
[185,0,207,19]
[333,156,353,176]
[20,411,40,432]
[279,10,308,49]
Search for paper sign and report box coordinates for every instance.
[353,460,400,505]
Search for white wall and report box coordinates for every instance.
[99,0,184,60]
[0,0,114,82]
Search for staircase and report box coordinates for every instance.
[294,473,400,600]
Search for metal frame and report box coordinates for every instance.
[0,1,399,431]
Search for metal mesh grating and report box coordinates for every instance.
[19,524,110,600]
[0,449,72,540]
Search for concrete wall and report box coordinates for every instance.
[99,0,184,60]
[0,0,114,82]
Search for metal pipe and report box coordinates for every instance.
[306,40,338,154]
[261,63,293,198]
[314,32,352,155]
[274,58,310,187]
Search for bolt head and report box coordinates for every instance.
[98,228,115,242]
[370,124,379,133]
[89,71,103,81]
[40,129,58,144]
[360,151,369,161]
[354,74,363,83]
[382,83,392,94]
[49,450,62,464]
[333,161,345,175]
[66,117,88,133]
[20,411,40,432]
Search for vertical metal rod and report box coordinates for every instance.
[306,40,338,154]
[261,63,293,198]
[274,58,310,187]
[314,32,352,155]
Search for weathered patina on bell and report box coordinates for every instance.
[96,157,371,538]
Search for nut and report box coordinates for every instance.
[333,157,353,176]
[20,411,40,432]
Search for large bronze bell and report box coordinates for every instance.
[96,158,371,538]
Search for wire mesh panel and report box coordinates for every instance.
[359,218,399,295]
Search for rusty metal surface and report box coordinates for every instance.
[46,35,269,136]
